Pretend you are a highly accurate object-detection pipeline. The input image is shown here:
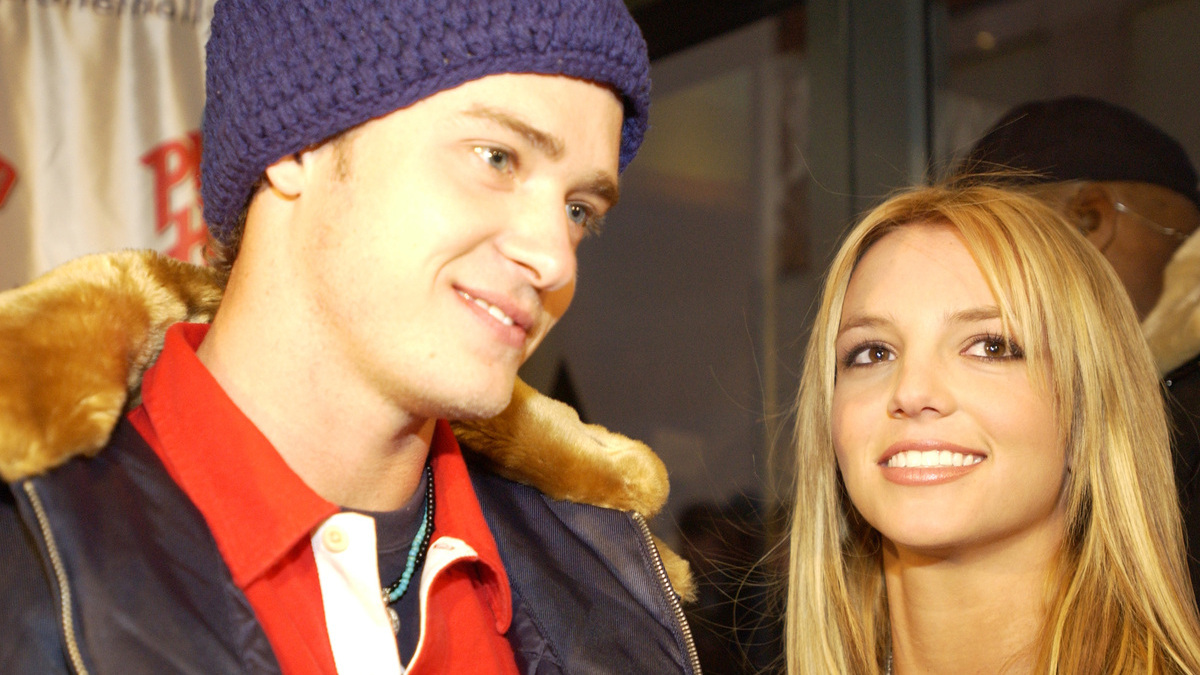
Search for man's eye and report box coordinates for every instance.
[474,146,511,172]
[566,203,591,226]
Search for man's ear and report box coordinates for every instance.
[1066,182,1118,249]
[263,152,308,199]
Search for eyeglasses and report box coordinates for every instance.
[1069,188,1193,252]
[1112,200,1191,243]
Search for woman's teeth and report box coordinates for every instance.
[886,450,983,468]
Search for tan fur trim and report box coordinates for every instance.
[0,253,675,524]
[0,251,693,596]
[453,384,689,597]
[1143,230,1200,374]
[0,251,222,482]
[452,379,670,518]
[652,534,696,603]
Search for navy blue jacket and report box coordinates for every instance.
[1,420,699,674]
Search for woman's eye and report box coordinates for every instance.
[847,344,893,367]
[964,335,1023,360]
[474,146,511,172]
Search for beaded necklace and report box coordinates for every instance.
[382,463,435,635]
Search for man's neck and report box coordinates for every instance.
[194,302,435,512]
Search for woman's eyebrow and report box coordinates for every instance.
[462,105,564,160]
[946,306,1001,325]
[837,306,1002,340]
[836,314,887,340]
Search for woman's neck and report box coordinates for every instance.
[882,535,1062,675]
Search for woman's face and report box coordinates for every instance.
[831,223,1067,559]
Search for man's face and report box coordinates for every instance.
[284,74,624,421]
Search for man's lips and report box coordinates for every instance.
[455,287,535,337]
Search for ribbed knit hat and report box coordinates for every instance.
[956,95,1200,211]
[201,0,652,244]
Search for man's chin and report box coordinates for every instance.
[431,383,515,422]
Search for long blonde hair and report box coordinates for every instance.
[786,183,1200,673]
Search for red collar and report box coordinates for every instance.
[426,417,512,632]
[134,323,335,588]
[131,322,512,630]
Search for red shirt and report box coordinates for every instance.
[128,323,517,674]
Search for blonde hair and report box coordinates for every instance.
[786,183,1200,673]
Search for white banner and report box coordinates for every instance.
[0,0,212,290]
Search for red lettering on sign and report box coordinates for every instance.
[141,131,206,263]
[0,155,16,209]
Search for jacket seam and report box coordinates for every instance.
[503,535,565,668]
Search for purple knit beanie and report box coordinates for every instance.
[201,0,652,244]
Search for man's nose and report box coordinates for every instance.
[498,197,578,293]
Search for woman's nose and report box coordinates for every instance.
[887,353,955,419]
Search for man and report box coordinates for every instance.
[957,95,1200,605]
[0,1,699,673]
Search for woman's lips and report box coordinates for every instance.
[879,441,986,485]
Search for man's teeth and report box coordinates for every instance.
[885,450,983,468]
[459,292,514,326]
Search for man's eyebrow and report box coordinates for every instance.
[464,105,564,160]
[463,104,620,207]
[581,171,620,208]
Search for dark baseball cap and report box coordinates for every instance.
[956,95,1200,211]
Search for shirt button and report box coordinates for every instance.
[322,525,349,553]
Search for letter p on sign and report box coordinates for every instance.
[0,155,15,209]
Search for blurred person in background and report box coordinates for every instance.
[957,96,1200,605]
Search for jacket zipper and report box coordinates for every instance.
[22,481,91,675]
[631,511,701,674]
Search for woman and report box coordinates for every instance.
[787,183,1200,673]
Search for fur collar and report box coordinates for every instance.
[0,250,691,599]
[1143,230,1200,374]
